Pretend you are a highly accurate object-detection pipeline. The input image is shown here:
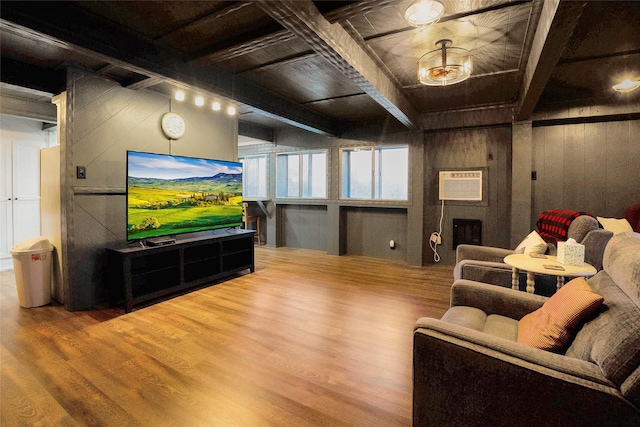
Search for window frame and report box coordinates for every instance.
[275,150,328,199]
[339,145,409,201]
[240,154,268,199]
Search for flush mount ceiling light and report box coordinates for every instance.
[418,39,472,86]
[404,0,445,26]
[612,78,640,93]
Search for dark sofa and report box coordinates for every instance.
[413,232,640,426]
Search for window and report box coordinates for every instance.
[276,151,327,198]
[341,146,408,200]
[241,155,267,198]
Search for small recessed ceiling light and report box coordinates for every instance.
[195,96,205,106]
[175,91,185,101]
[212,101,221,111]
[227,105,236,116]
[612,78,640,93]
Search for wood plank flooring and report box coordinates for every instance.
[1,247,453,426]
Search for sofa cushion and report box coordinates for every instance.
[566,233,640,406]
[517,277,604,351]
[597,216,634,235]
[441,306,518,341]
[514,230,548,254]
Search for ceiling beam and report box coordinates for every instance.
[515,0,586,121]
[256,0,421,130]
[0,93,57,122]
[0,3,339,136]
[189,29,297,64]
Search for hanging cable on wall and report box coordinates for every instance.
[430,199,445,262]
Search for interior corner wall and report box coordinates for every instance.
[60,70,237,310]
[423,126,512,265]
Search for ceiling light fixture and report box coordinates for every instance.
[612,78,640,93]
[175,91,185,101]
[195,96,204,106]
[227,105,236,116]
[212,101,221,111]
[404,0,444,26]
[418,39,472,86]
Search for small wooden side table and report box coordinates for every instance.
[503,254,597,294]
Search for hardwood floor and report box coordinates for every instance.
[1,247,453,426]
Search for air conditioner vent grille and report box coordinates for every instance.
[439,171,482,201]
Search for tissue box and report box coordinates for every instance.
[557,241,585,266]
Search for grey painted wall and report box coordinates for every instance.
[423,126,513,265]
[59,70,237,310]
[242,118,639,268]
[532,119,640,223]
[48,70,639,311]
[344,207,408,260]
[240,130,422,264]
[279,204,328,251]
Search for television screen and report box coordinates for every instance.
[127,151,243,241]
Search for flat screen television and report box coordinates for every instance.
[127,151,243,241]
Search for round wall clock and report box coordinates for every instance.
[161,112,186,139]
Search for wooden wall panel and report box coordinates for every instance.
[563,124,585,208]
[62,70,237,310]
[541,125,565,213]
[583,123,608,215]
[281,205,328,251]
[605,121,634,216]
[423,126,512,265]
[344,207,407,261]
[532,119,640,220]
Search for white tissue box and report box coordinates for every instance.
[557,241,585,266]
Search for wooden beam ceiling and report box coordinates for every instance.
[256,0,421,129]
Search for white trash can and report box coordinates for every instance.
[10,237,54,308]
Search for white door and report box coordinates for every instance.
[0,141,13,267]
[0,139,47,270]
[12,141,43,242]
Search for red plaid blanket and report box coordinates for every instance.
[536,209,590,243]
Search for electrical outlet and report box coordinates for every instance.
[430,233,441,244]
[389,239,396,249]
[77,166,86,179]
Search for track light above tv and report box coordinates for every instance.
[173,90,236,115]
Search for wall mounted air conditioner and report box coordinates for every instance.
[439,170,483,201]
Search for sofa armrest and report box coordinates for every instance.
[413,319,640,426]
[448,279,547,319]
[453,260,515,288]
[455,244,514,264]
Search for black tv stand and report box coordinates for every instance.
[107,229,254,312]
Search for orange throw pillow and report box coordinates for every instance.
[517,277,603,351]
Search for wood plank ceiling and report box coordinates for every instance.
[1,1,639,136]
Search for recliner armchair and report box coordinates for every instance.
[413,232,640,427]
[454,213,613,295]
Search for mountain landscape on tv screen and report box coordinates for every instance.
[127,172,243,240]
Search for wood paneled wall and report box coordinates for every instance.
[50,70,639,311]
[532,119,640,222]
[59,70,237,310]
[423,126,513,265]
[344,207,408,260]
[279,204,328,251]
